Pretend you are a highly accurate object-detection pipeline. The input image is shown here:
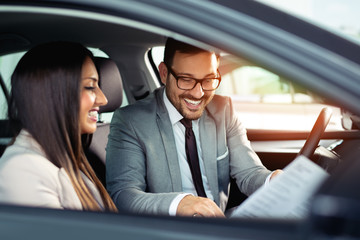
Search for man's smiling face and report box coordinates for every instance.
[161,51,219,120]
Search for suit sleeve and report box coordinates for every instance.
[225,97,272,196]
[106,108,181,215]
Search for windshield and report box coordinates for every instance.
[256,0,360,44]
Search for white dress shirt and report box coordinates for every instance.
[163,92,214,215]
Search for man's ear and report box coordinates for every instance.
[158,62,168,85]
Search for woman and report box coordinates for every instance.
[0,42,117,212]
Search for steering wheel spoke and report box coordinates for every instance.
[298,107,332,158]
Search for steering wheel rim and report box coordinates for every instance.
[298,107,333,159]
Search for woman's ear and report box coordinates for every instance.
[158,62,168,85]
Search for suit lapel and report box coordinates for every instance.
[199,110,219,204]
[155,88,182,192]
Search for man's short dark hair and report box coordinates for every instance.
[163,38,219,67]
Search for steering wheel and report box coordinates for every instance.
[298,107,332,159]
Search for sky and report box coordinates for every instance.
[256,0,360,40]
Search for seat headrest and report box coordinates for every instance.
[94,57,123,114]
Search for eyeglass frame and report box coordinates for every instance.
[166,65,221,91]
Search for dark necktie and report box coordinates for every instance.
[180,118,207,197]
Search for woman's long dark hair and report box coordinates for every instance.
[8,41,117,212]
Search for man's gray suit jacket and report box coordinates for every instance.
[106,87,271,215]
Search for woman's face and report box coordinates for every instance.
[79,56,107,134]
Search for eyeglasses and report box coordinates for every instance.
[166,65,221,91]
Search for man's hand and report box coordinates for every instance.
[176,195,225,218]
[270,169,283,180]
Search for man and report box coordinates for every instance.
[106,38,281,217]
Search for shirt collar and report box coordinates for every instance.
[163,90,200,126]
[163,90,183,126]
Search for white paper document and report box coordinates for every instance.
[230,155,329,219]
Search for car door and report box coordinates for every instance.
[1,0,360,239]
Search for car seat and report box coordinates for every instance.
[85,57,123,186]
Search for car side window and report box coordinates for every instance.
[0,48,127,123]
[216,55,343,131]
[149,47,343,131]
[0,52,25,120]
[217,66,312,104]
